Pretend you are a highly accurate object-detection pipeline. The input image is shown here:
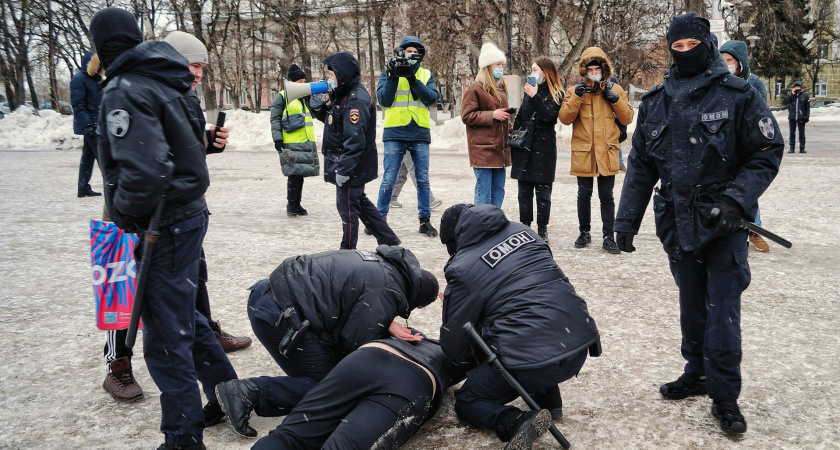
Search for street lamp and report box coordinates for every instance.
[746,35,760,49]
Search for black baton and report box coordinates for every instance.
[125,200,165,348]
[462,322,571,449]
[710,207,792,248]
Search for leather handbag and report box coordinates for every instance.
[507,112,536,151]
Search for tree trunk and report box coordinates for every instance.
[557,0,600,77]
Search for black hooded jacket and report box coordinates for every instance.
[439,205,600,370]
[97,41,209,231]
[268,245,428,358]
[510,82,562,184]
[615,47,784,257]
[314,52,378,186]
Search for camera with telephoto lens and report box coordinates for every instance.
[391,48,418,78]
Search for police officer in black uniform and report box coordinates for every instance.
[215,245,439,438]
[251,331,463,449]
[90,8,237,450]
[438,203,601,449]
[311,51,400,249]
[614,13,784,435]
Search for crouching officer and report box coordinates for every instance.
[311,51,399,249]
[215,245,439,438]
[91,8,237,449]
[251,329,464,449]
[438,204,601,449]
[615,13,784,434]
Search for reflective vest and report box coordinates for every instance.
[383,67,432,129]
[280,91,316,144]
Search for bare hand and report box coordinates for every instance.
[389,321,423,341]
[211,125,229,148]
[492,108,510,121]
[523,83,538,98]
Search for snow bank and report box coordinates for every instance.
[0,108,80,150]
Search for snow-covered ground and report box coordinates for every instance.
[0,106,839,449]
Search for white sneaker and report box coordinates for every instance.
[389,200,403,208]
[430,199,443,210]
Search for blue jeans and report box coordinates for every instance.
[377,140,431,218]
[754,204,761,227]
[473,168,506,208]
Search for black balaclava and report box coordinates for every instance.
[439,203,470,256]
[89,8,143,70]
[667,12,712,77]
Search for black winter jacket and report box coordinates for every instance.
[510,83,562,184]
[269,245,427,358]
[70,52,103,135]
[97,41,210,231]
[440,205,600,370]
[615,52,784,257]
[784,91,810,122]
[315,52,378,186]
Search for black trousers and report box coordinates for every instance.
[78,132,99,194]
[287,175,304,203]
[336,184,399,249]
[252,347,434,450]
[517,181,552,227]
[788,120,806,151]
[577,175,615,237]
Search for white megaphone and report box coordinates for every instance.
[283,78,332,102]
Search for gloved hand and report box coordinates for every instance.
[602,82,620,104]
[385,59,397,78]
[616,232,636,252]
[711,197,745,236]
[84,125,96,138]
[574,81,588,98]
[335,172,350,187]
[274,141,284,152]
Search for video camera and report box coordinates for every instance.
[391,47,421,78]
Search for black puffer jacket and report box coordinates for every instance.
[510,83,562,184]
[97,41,209,231]
[440,205,600,370]
[269,245,427,357]
[784,90,810,122]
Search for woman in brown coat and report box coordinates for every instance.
[558,46,634,253]
[461,42,511,207]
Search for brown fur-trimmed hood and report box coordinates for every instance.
[87,54,104,77]
[577,47,612,80]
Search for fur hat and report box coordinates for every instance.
[287,64,306,82]
[163,31,208,65]
[478,42,506,70]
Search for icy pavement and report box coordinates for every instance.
[0,139,838,449]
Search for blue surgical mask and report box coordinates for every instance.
[493,68,504,79]
[328,80,337,90]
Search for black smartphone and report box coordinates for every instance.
[215,111,226,129]
[505,107,517,115]
[206,111,227,154]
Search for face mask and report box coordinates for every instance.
[670,43,711,77]
[536,75,545,85]
[492,68,504,79]
[588,73,602,83]
[405,52,419,65]
[726,64,738,75]
[328,80,337,90]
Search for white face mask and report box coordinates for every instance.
[727,64,738,75]
[404,52,419,65]
[588,73,602,83]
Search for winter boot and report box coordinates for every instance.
[295,203,308,216]
[286,202,298,217]
[497,409,552,450]
[660,373,707,400]
[203,401,225,428]
[533,385,562,419]
[712,399,747,434]
[363,227,373,235]
[800,148,807,153]
[155,442,206,450]
[210,320,252,353]
[574,231,591,248]
[103,356,143,402]
[788,148,795,153]
[537,225,549,245]
[216,378,260,438]
[419,217,438,237]
[602,235,620,254]
[749,232,770,252]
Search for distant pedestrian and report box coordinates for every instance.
[70,52,104,197]
[783,81,810,153]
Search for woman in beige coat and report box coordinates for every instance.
[461,42,511,207]
[559,47,634,253]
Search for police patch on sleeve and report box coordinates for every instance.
[349,109,360,124]
[758,117,775,140]
[107,110,131,137]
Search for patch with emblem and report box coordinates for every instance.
[107,110,131,137]
[701,110,729,122]
[328,114,333,125]
[481,231,536,268]
[354,249,378,261]
[349,109,360,124]
[758,117,775,139]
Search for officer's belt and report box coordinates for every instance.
[267,273,334,345]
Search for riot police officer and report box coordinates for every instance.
[614,13,784,434]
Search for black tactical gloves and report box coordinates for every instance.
[602,82,620,104]
[712,197,745,236]
[616,232,636,252]
[574,81,588,98]
[385,60,397,78]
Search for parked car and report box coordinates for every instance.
[39,100,73,115]
[811,99,836,108]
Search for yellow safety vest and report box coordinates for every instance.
[383,67,432,129]
[280,91,316,144]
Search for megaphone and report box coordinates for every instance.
[283,78,331,102]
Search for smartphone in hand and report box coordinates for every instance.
[505,107,517,115]
[527,76,537,86]
[207,111,227,154]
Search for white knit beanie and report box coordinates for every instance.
[478,42,506,70]
[164,31,208,65]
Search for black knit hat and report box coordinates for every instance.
[439,204,470,256]
[90,8,143,70]
[415,270,440,309]
[793,80,802,87]
[667,12,711,50]
[287,64,306,82]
